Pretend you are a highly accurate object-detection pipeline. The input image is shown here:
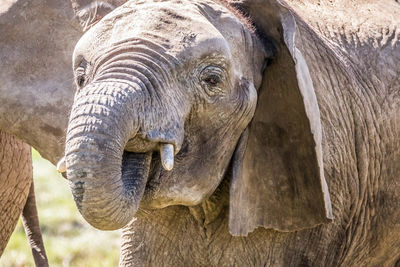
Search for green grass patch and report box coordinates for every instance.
[1,150,121,267]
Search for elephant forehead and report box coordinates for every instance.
[111,2,234,50]
[75,0,248,65]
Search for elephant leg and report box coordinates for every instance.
[21,181,49,267]
[0,130,32,255]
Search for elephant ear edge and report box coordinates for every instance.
[229,1,333,236]
[71,0,126,31]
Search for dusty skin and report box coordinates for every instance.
[0,0,78,264]
[0,131,48,266]
[1,0,400,266]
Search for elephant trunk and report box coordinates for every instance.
[65,80,150,230]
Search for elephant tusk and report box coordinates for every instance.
[56,156,66,173]
[160,143,174,171]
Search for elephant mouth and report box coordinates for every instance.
[122,134,176,195]
[146,151,163,190]
[120,148,164,208]
[64,103,181,230]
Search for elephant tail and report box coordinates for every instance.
[21,181,49,267]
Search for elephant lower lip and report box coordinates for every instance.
[146,152,162,190]
[121,150,161,206]
[120,151,153,210]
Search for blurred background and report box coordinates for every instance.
[0,150,121,267]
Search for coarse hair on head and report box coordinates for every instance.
[214,0,256,33]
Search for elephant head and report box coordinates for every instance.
[65,0,333,235]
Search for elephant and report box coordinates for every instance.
[0,131,48,266]
[0,0,81,162]
[60,0,400,266]
[0,0,399,266]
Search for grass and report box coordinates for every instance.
[0,150,121,267]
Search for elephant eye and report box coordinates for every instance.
[203,74,221,86]
[201,66,223,86]
[75,60,88,88]
[200,66,225,96]
[76,73,86,88]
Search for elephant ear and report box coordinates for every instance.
[71,0,126,30]
[229,0,333,236]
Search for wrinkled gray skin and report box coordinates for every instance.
[0,0,81,162]
[0,0,80,264]
[1,0,400,266]
[0,131,48,266]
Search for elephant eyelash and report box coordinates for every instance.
[76,74,87,88]
[200,66,225,96]
[75,65,87,88]
[203,74,221,86]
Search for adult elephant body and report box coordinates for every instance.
[0,0,81,162]
[0,0,80,264]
